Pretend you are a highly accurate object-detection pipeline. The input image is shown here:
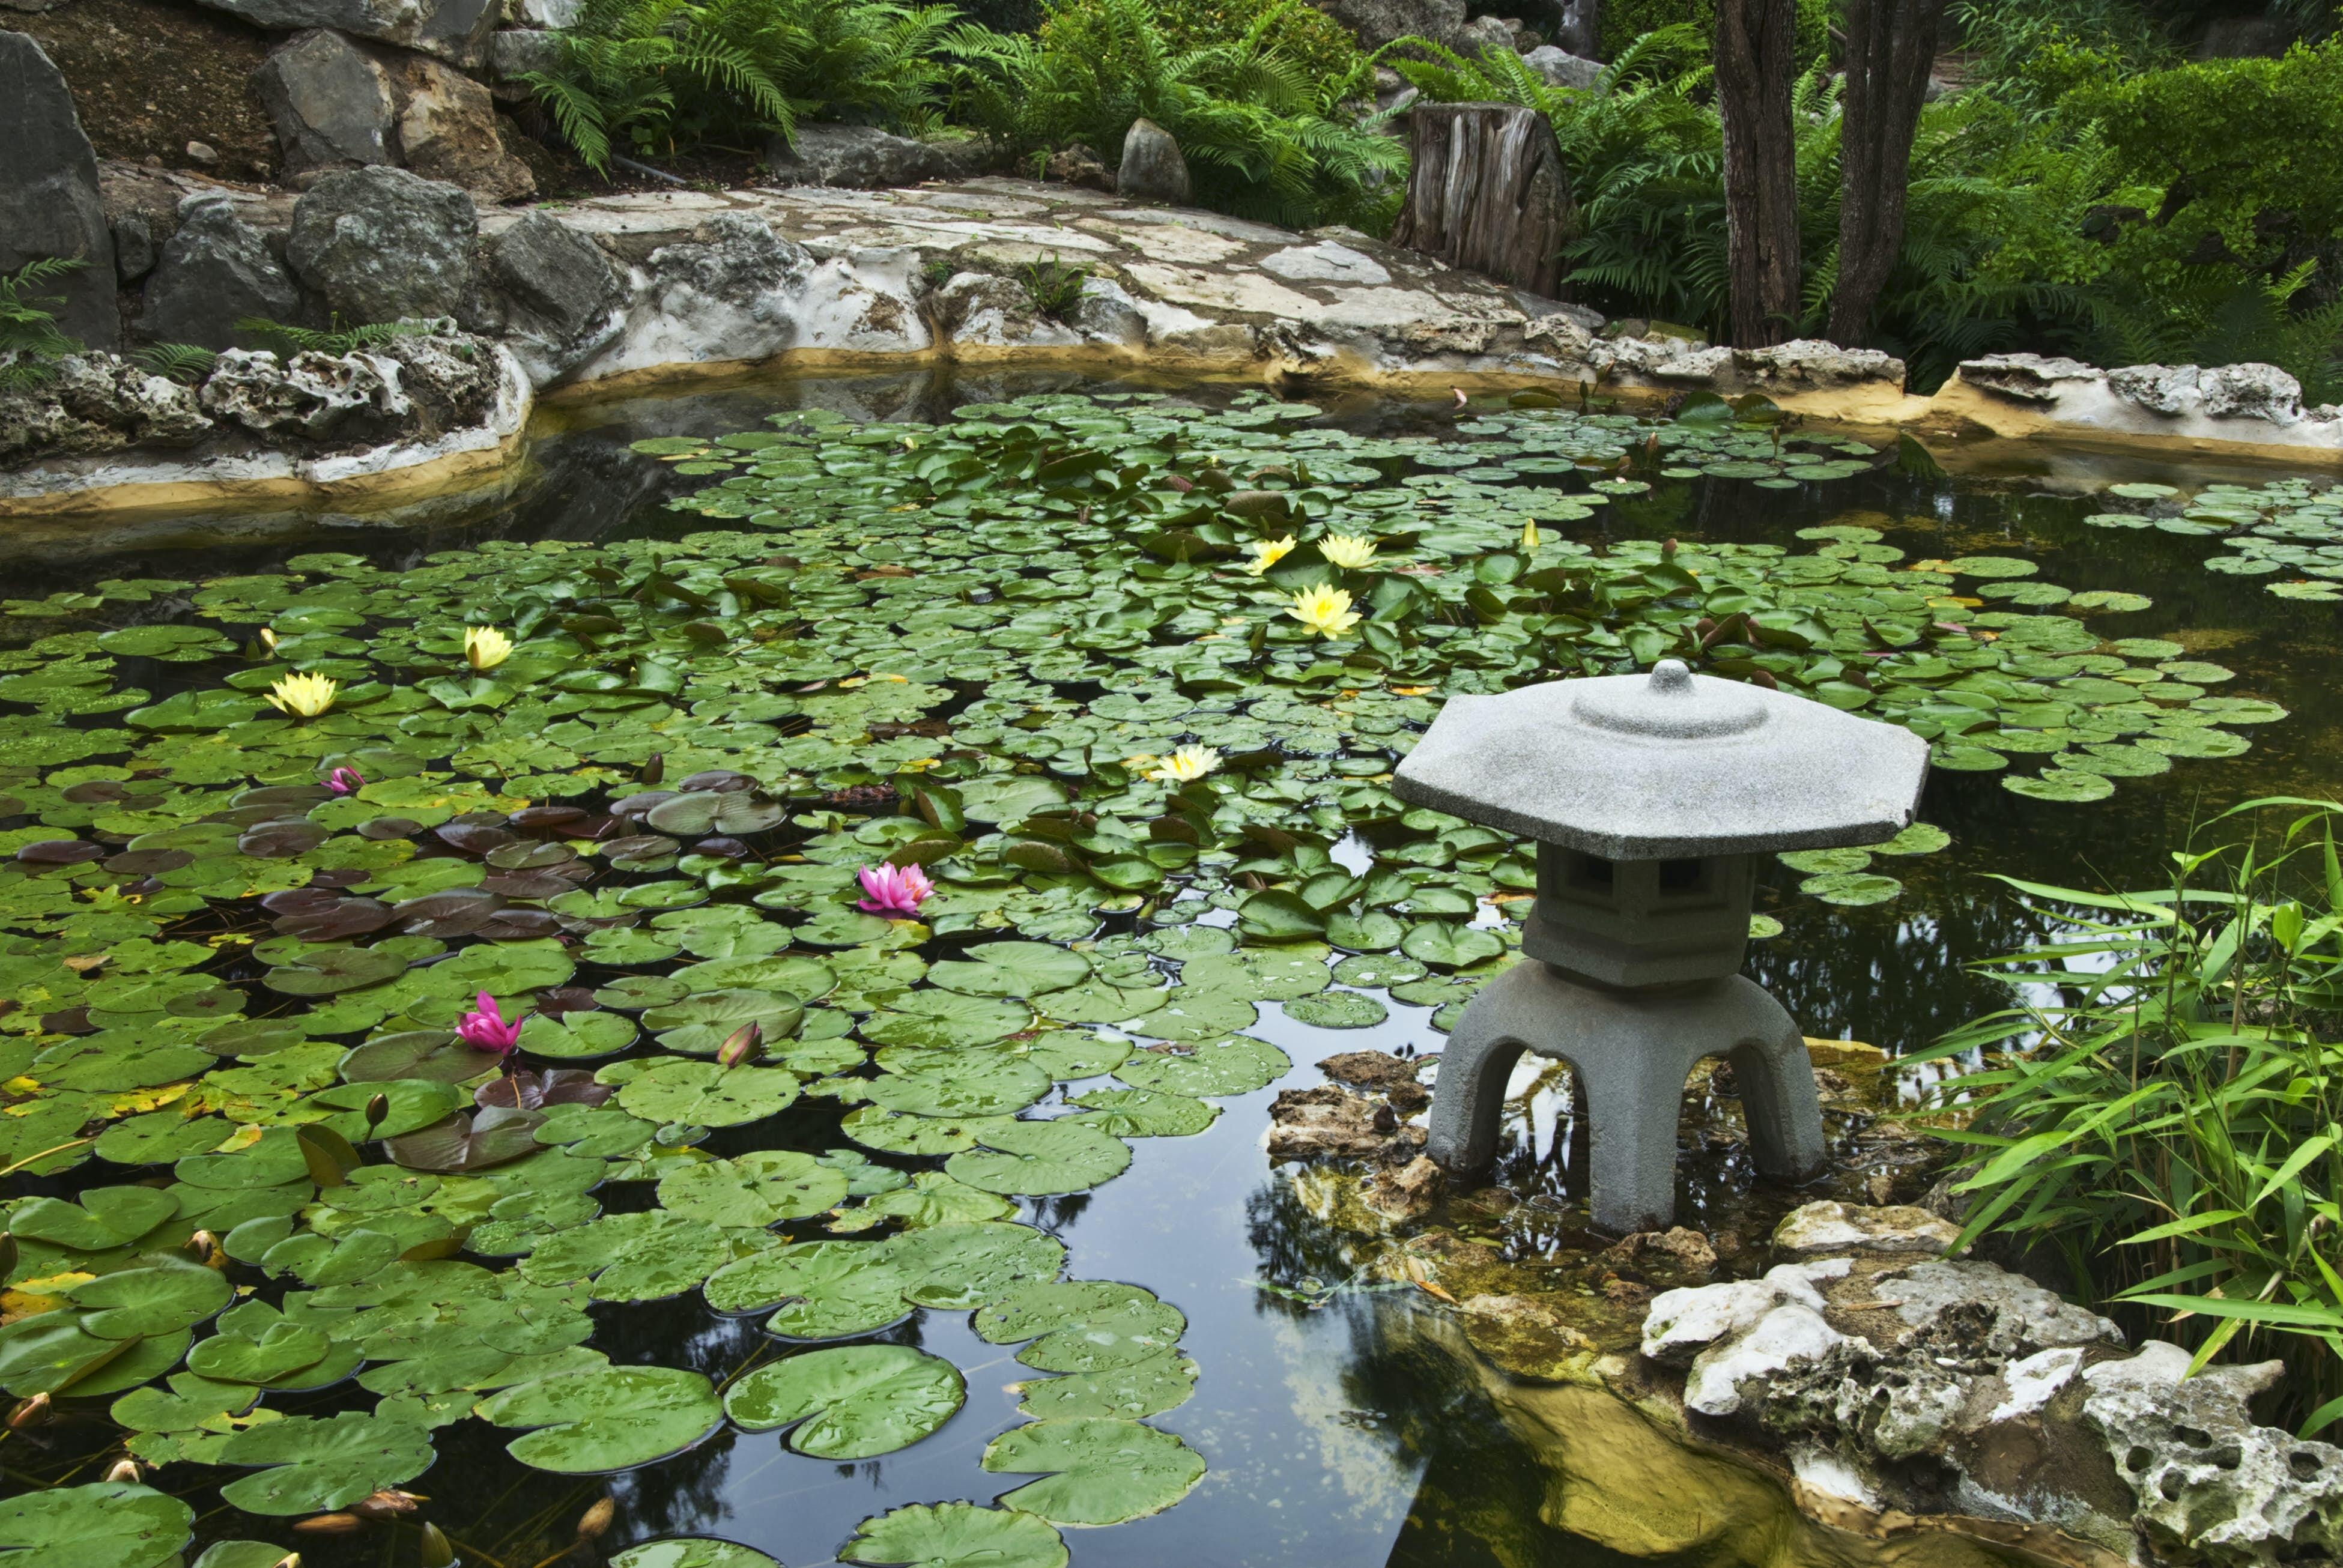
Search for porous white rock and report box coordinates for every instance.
[1773,1199,1959,1259]
[1682,1301,1851,1418]
[199,347,410,439]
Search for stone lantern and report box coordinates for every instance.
[1392,658,1930,1234]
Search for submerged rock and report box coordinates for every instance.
[1772,1199,1959,1259]
[1361,1154,1443,1221]
[1266,1084,1424,1160]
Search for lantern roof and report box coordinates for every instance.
[1392,659,1930,861]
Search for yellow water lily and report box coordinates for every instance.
[1147,745,1222,783]
[1521,518,1540,551]
[464,626,515,670]
[1243,536,1296,575]
[264,671,338,719]
[1319,533,1379,571]
[1287,584,1362,639]
[257,627,279,652]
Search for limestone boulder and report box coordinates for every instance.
[1772,1199,1958,1259]
[2084,1342,2343,1566]
[1957,352,2105,404]
[0,34,119,352]
[765,124,988,189]
[253,30,397,176]
[192,0,504,70]
[287,166,477,325]
[487,26,560,86]
[1117,118,1190,205]
[0,354,212,465]
[1724,338,1906,394]
[383,51,535,202]
[138,196,305,351]
[1522,44,1601,89]
[2200,362,2305,423]
[1267,1084,1425,1160]
[199,345,410,438]
[1309,0,1470,49]
[480,211,624,386]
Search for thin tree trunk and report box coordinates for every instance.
[1713,0,1801,347]
[1831,0,1947,347]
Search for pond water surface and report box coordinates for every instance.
[8,368,2341,1568]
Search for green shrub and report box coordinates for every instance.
[1598,0,1832,64]
[1153,0,1368,86]
[945,0,1403,229]
[1914,798,2343,1436]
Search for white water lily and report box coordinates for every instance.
[1147,745,1222,783]
[264,671,338,719]
[1319,533,1379,571]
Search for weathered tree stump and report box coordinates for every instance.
[1389,102,1578,298]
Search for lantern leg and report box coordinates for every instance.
[1422,964,1828,1235]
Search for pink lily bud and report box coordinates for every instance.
[456,990,524,1055]
[717,1020,763,1068]
[325,767,364,795]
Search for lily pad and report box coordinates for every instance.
[981,1417,1206,1526]
[842,1503,1067,1568]
[477,1364,724,1472]
[722,1344,964,1458]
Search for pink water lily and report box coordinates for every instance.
[457,991,524,1056]
[856,862,933,916]
[324,766,364,796]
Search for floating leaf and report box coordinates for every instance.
[842,1503,1066,1568]
[723,1345,964,1457]
[981,1417,1205,1525]
[477,1364,724,1472]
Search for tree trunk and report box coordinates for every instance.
[1712,0,1801,347]
[1389,102,1580,298]
[1830,0,1947,347]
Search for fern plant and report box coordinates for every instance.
[944,0,1402,229]
[0,258,86,392]
[524,0,958,174]
[234,317,441,356]
[132,344,222,386]
[2084,261,2343,406]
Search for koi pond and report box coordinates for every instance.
[2,372,2340,1568]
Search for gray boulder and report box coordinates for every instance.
[0,354,213,466]
[765,123,988,189]
[287,166,477,325]
[482,211,624,385]
[2084,1342,2343,1566]
[0,34,119,353]
[1958,352,2105,404]
[382,50,535,201]
[114,215,159,284]
[1309,0,1468,50]
[191,0,503,69]
[138,196,305,351]
[253,29,396,176]
[488,26,560,85]
[1117,118,1190,205]
[1521,44,1601,89]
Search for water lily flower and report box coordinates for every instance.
[457,991,523,1056]
[258,628,279,652]
[1319,533,1379,571]
[1243,536,1296,575]
[1147,745,1222,783]
[324,766,364,795]
[464,626,514,670]
[1521,518,1540,552]
[857,862,934,916]
[1452,387,1468,408]
[265,671,338,719]
[1287,584,1363,639]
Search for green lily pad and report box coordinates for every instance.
[842,1503,1067,1568]
[614,1059,801,1127]
[0,1482,193,1568]
[1014,1348,1198,1420]
[974,1280,1184,1372]
[215,1412,434,1515]
[981,1416,1206,1525]
[477,1364,724,1472]
[1112,1036,1289,1097]
[944,1119,1132,1196]
[723,1344,965,1457]
[656,1151,851,1228]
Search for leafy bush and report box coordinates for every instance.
[525,0,959,172]
[0,258,85,391]
[1597,0,1832,64]
[1915,798,2343,1435]
[1153,0,1368,86]
[945,0,1403,229]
